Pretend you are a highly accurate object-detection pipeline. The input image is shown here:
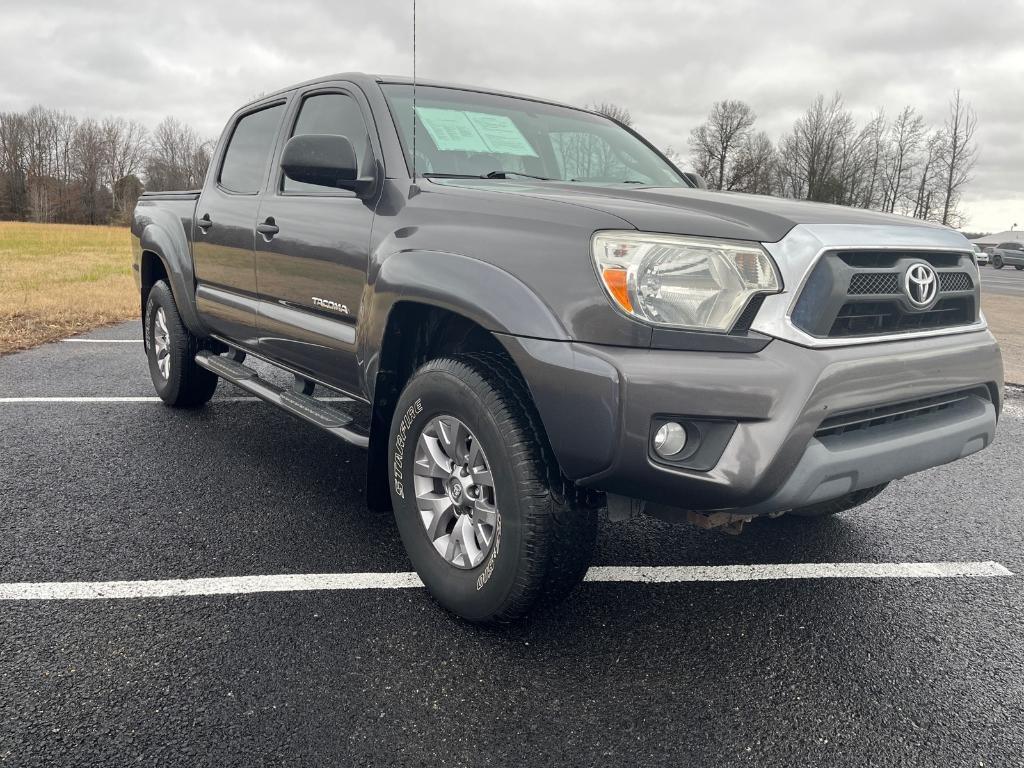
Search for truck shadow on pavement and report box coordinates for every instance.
[180,400,891,574]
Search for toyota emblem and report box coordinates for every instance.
[904,262,938,308]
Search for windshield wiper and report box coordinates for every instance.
[422,172,488,179]
[484,170,551,181]
[422,171,551,181]
[570,178,646,184]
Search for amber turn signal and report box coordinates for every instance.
[601,267,633,313]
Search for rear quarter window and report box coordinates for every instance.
[219,104,285,194]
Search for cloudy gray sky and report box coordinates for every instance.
[1,0,1021,231]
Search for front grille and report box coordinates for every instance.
[814,388,987,438]
[828,297,973,337]
[849,272,900,295]
[791,250,979,339]
[848,271,973,296]
[939,272,973,292]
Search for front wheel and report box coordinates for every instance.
[388,353,597,624]
[993,255,1004,269]
[144,280,218,407]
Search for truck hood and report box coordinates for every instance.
[430,179,945,243]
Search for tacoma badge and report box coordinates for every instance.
[312,297,349,314]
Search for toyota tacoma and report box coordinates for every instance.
[132,73,1003,623]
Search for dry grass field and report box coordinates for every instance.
[0,222,136,354]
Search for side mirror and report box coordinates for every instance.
[682,172,708,190]
[281,134,368,192]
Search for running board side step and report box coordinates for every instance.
[195,350,369,448]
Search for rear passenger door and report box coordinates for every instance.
[254,86,380,395]
[192,102,286,345]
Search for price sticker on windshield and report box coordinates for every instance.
[415,107,490,153]
[464,112,538,157]
[415,107,538,157]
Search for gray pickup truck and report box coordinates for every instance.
[132,73,1003,623]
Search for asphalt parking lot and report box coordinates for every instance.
[2,321,1023,767]
[980,265,1024,297]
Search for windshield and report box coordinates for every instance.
[381,84,687,187]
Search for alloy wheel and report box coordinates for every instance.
[413,415,498,569]
[153,307,171,380]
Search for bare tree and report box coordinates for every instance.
[912,131,945,222]
[854,111,887,210]
[0,111,29,218]
[52,110,79,220]
[25,106,59,221]
[102,117,148,221]
[831,119,869,206]
[777,93,858,203]
[881,106,925,213]
[729,131,777,195]
[73,118,110,224]
[937,90,978,227]
[145,116,212,191]
[689,100,757,190]
[590,102,633,127]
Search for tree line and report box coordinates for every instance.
[659,90,978,227]
[2,90,979,228]
[0,108,212,225]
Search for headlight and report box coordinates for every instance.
[592,231,782,331]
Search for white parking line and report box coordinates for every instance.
[583,561,1013,582]
[0,396,245,403]
[0,562,1011,601]
[0,396,351,403]
[62,339,142,343]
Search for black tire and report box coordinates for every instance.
[144,280,218,407]
[993,255,1004,269]
[1016,265,1023,271]
[787,482,889,519]
[388,353,598,624]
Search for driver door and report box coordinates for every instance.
[254,85,381,395]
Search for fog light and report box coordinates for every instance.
[653,422,687,458]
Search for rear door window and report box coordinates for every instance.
[219,104,285,194]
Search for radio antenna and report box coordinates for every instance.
[411,0,417,183]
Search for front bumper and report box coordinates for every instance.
[499,330,1003,516]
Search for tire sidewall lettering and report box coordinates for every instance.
[475,511,500,590]
[392,397,423,499]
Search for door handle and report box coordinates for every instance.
[256,218,280,240]
[197,214,213,233]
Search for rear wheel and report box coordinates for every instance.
[1016,265,1023,271]
[388,353,597,624]
[144,280,218,407]
[787,482,889,519]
